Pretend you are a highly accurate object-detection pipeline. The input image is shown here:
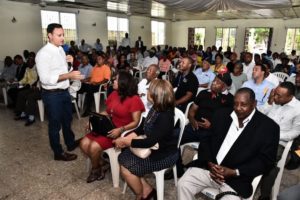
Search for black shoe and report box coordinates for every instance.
[14,115,27,120]
[54,152,77,161]
[67,138,82,151]
[258,196,270,200]
[285,160,300,170]
[25,119,35,126]
[86,168,105,183]
[164,169,174,180]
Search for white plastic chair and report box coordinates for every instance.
[37,98,80,122]
[1,87,8,105]
[272,72,289,82]
[271,140,294,200]
[123,108,186,200]
[191,153,262,200]
[86,116,144,188]
[78,81,110,113]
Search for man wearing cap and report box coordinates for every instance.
[165,73,234,180]
[181,72,234,144]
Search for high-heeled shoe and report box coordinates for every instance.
[86,168,105,183]
[142,188,157,200]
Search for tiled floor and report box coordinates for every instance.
[0,104,299,200]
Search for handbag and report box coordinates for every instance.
[89,112,115,136]
[130,135,159,159]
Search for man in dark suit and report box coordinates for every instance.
[135,36,144,50]
[178,88,279,200]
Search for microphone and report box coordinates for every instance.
[67,62,72,71]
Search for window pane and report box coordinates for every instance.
[215,28,236,51]
[107,16,128,46]
[41,10,59,28]
[194,28,205,47]
[285,28,300,55]
[107,16,117,31]
[151,21,165,46]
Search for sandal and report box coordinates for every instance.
[86,168,105,183]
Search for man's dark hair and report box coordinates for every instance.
[215,53,223,60]
[47,23,63,34]
[118,71,138,102]
[14,54,23,60]
[279,82,295,96]
[236,87,256,103]
[256,63,267,75]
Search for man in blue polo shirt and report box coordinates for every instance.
[242,63,275,108]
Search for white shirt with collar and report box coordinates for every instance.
[138,78,153,117]
[260,97,300,144]
[216,109,256,164]
[242,62,255,80]
[35,42,70,90]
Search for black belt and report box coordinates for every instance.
[42,88,68,93]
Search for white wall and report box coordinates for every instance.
[0,0,171,59]
[171,18,300,55]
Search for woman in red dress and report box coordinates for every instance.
[80,71,145,183]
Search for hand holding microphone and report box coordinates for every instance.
[66,55,84,80]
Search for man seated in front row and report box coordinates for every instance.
[257,82,300,200]
[178,88,279,200]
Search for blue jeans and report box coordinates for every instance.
[42,90,75,156]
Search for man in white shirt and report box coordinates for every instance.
[36,23,84,161]
[242,52,255,80]
[120,33,131,48]
[141,49,158,69]
[177,88,279,200]
[258,82,300,200]
[79,39,91,53]
[138,64,159,117]
[264,62,279,87]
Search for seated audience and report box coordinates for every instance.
[242,63,275,107]
[226,52,238,73]
[258,82,300,200]
[79,39,92,53]
[230,61,247,91]
[79,71,145,183]
[243,52,255,80]
[94,38,103,53]
[173,57,198,112]
[138,64,159,117]
[0,56,17,87]
[265,62,279,86]
[79,54,111,116]
[177,88,280,200]
[116,54,130,72]
[181,72,234,145]
[210,53,228,74]
[115,79,178,200]
[7,56,37,108]
[14,54,27,81]
[141,49,158,69]
[158,53,171,78]
[193,57,215,90]
[78,55,93,79]
[273,57,291,75]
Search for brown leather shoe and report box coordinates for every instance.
[54,152,77,161]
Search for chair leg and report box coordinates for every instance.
[37,100,44,122]
[106,150,121,188]
[122,182,127,194]
[2,87,8,105]
[73,100,81,119]
[93,92,100,113]
[173,166,178,187]
[153,171,165,200]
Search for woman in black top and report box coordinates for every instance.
[114,79,178,200]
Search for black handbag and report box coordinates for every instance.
[89,112,115,136]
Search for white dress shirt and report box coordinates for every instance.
[216,109,256,164]
[35,42,70,90]
[266,73,279,87]
[242,62,255,80]
[142,56,158,69]
[138,78,152,117]
[260,97,300,144]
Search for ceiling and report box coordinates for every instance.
[8,0,300,21]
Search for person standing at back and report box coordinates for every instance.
[36,23,84,161]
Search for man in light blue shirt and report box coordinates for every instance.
[242,63,275,107]
[193,58,215,89]
[78,55,93,80]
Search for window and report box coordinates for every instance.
[244,28,273,54]
[285,28,300,55]
[215,28,236,51]
[194,28,205,47]
[107,16,129,46]
[41,10,77,45]
[151,21,165,46]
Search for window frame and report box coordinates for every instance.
[151,20,166,46]
[107,16,129,46]
[215,27,237,51]
[284,28,300,55]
